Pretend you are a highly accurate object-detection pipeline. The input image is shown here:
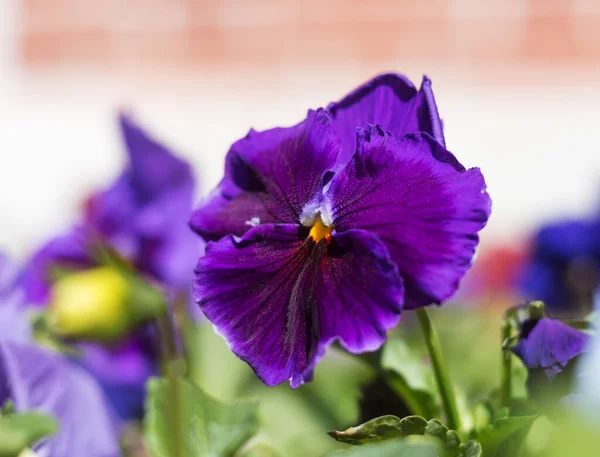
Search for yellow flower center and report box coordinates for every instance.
[309,220,333,243]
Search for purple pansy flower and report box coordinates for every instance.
[191,74,491,387]
[18,113,201,419]
[1,254,120,457]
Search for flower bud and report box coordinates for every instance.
[49,267,131,342]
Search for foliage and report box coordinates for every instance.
[144,377,259,457]
[0,409,58,457]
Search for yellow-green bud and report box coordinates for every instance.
[49,267,131,342]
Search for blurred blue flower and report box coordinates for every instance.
[0,253,121,457]
[17,113,202,420]
[520,218,600,314]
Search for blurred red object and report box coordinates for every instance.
[458,243,528,307]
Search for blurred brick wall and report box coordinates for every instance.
[19,0,600,72]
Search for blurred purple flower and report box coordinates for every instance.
[0,342,121,457]
[0,254,120,457]
[512,317,589,379]
[20,114,201,303]
[0,252,31,343]
[17,114,202,419]
[78,337,155,420]
[191,74,491,387]
[519,218,600,314]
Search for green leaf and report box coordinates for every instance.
[127,274,167,324]
[327,414,476,457]
[445,430,461,449]
[30,313,81,357]
[0,401,15,416]
[471,402,492,432]
[398,415,428,436]
[536,409,600,457]
[325,436,442,457]
[144,377,259,457]
[475,415,537,457]
[461,440,482,457]
[381,340,439,418]
[327,415,404,445]
[0,412,58,457]
[236,442,282,457]
[424,419,448,440]
[328,414,464,449]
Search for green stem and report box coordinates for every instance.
[157,309,184,457]
[416,308,461,432]
[501,320,512,409]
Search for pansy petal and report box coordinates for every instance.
[189,179,277,241]
[316,229,404,354]
[19,228,92,305]
[0,341,120,457]
[0,292,31,344]
[194,224,312,386]
[139,222,204,290]
[0,251,19,297]
[84,174,140,259]
[194,224,403,388]
[326,126,491,309]
[120,113,194,203]
[512,318,589,374]
[0,255,31,343]
[327,74,444,163]
[133,184,202,289]
[190,109,341,241]
[80,339,155,420]
[292,229,405,385]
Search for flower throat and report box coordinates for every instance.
[309,219,333,243]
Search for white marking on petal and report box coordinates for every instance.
[320,200,334,227]
[245,217,261,227]
[299,201,321,227]
[300,193,335,228]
